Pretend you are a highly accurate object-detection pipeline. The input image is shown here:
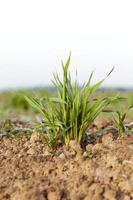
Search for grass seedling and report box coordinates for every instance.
[116,157,123,164]
[0,120,33,138]
[104,105,133,135]
[26,55,119,148]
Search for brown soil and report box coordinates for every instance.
[1,131,133,200]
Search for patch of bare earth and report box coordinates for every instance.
[1,132,133,200]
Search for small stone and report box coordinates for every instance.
[103,188,116,200]
[27,148,35,155]
[43,150,51,156]
[83,151,88,157]
[123,195,130,200]
[47,192,59,200]
[59,153,65,160]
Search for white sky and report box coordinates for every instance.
[0,0,133,89]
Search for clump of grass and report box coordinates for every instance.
[116,157,123,164]
[0,120,33,138]
[104,105,133,135]
[26,55,118,148]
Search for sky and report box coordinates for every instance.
[0,0,133,89]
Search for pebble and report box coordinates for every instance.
[59,153,66,160]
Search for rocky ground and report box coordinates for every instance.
[0,122,133,200]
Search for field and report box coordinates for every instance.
[0,88,133,200]
[1,58,133,200]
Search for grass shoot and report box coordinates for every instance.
[26,55,121,148]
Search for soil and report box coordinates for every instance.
[1,122,133,200]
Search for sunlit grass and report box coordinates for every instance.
[26,55,121,148]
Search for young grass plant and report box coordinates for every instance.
[104,105,133,135]
[26,55,119,148]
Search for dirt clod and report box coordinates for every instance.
[1,133,133,199]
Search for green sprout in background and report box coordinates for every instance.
[104,105,133,135]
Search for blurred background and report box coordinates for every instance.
[0,0,133,90]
